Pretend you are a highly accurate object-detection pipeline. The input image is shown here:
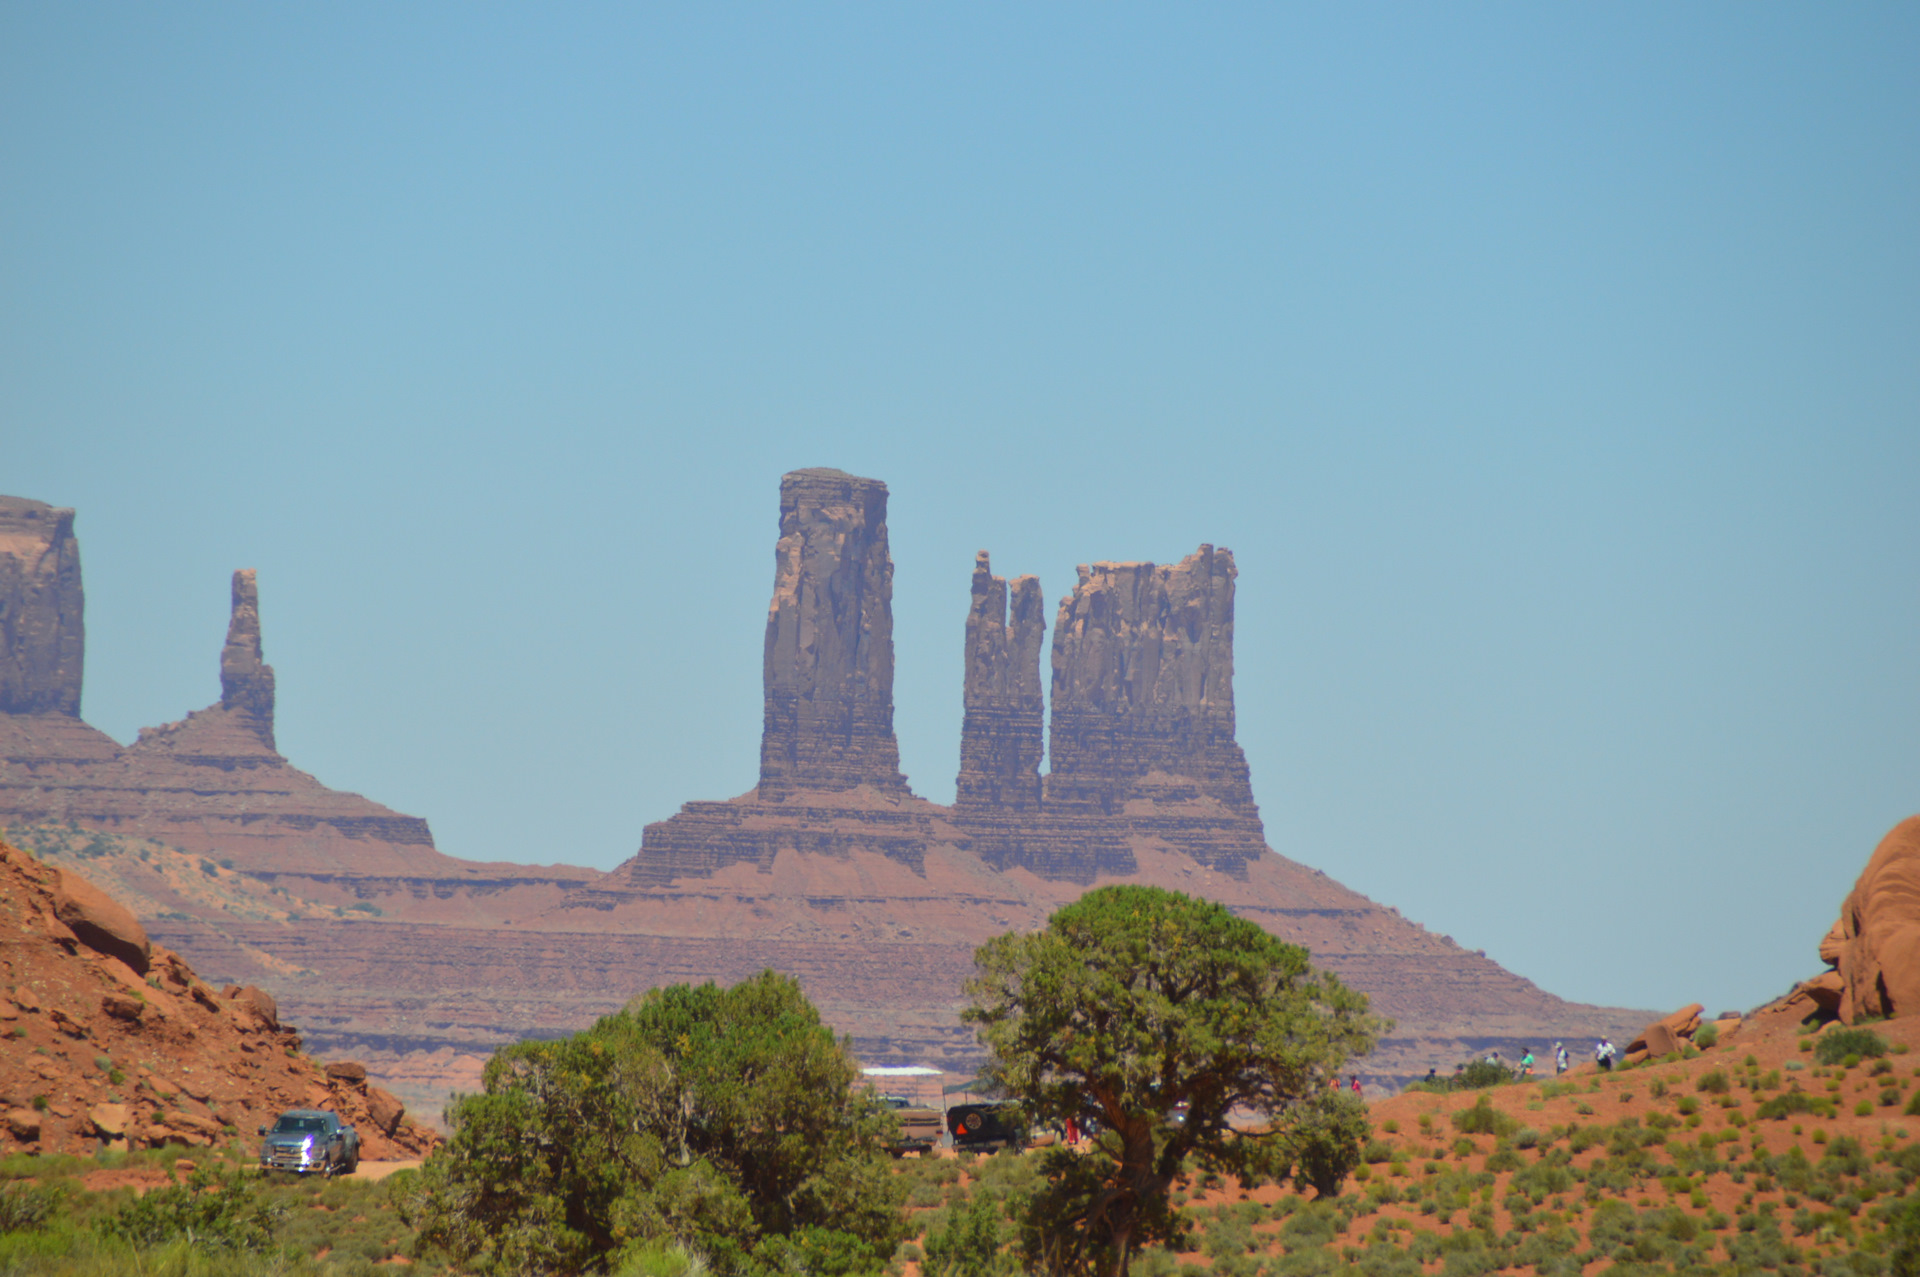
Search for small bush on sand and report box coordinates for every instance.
[1816,1029,1888,1066]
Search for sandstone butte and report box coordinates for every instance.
[1,481,1655,1119]
[0,835,438,1158]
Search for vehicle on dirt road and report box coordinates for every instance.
[259,1109,359,1175]
[881,1094,944,1155]
[947,1101,1025,1152]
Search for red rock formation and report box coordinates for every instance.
[1822,817,1920,1023]
[0,838,437,1157]
[3,479,1657,1116]
[758,468,909,798]
[0,544,506,895]
[0,497,84,717]
[1046,547,1257,823]
[955,552,1045,813]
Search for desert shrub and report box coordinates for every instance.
[0,1181,57,1234]
[1512,1128,1541,1150]
[1451,1098,1516,1138]
[1694,1024,1720,1050]
[1815,1029,1889,1066]
[1697,1069,1730,1095]
[103,1166,281,1251]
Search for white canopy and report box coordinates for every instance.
[860,1066,943,1077]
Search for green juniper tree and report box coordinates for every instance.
[398,969,906,1276]
[964,884,1383,1277]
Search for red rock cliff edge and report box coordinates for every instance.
[0,838,437,1158]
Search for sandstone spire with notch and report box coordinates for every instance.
[954,551,1045,812]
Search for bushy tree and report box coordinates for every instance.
[964,885,1384,1277]
[399,970,906,1276]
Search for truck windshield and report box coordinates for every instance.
[273,1117,328,1134]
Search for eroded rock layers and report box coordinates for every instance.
[219,569,276,745]
[956,552,1045,813]
[950,545,1265,880]
[616,469,932,891]
[0,517,447,883]
[759,468,909,798]
[0,497,84,717]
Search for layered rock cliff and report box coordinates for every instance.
[0,518,521,893]
[758,468,909,798]
[955,552,1045,813]
[0,497,85,717]
[2,476,1655,1117]
[613,469,934,891]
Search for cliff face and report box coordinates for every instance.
[0,497,85,717]
[955,552,1045,813]
[758,469,909,798]
[1046,546,1255,819]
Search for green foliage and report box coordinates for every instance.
[0,1180,58,1233]
[1449,1098,1517,1139]
[1414,1060,1512,1093]
[922,1188,1009,1277]
[399,970,905,1277]
[103,1167,281,1252]
[1692,1023,1719,1050]
[1816,1028,1890,1065]
[964,885,1383,1277]
[1695,1069,1729,1095]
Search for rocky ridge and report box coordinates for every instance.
[0,836,436,1157]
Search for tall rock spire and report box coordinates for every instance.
[757,469,909,796]
[0,497,85,717]
[219,569,276,747]
[1045,545,1259,830]
[955,552,1044,812]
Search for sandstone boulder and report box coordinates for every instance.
[233,985,277,1029]
[101,994,143,1022]
[366,1086,405,1135]
[89,1103,130,1138]
[1623,1003,1704,1063]
[4,1109,40,1141]
[325,1060,368,1085]
[1823,817,1920,1023]
[51,868,150,974]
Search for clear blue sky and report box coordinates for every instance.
[5,4,1917,1018]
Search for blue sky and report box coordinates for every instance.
[5,4,1917,1017]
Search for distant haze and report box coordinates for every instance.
[4,5,1916,1021]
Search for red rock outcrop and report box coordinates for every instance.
[758,468,910,798]
[1046,549,1259,843]
[1624,1003,1706,1063]
[1822,817,1920,1023]
[0,540,560,902]
[955,552,1045,813]
[0,838,437,1157]
[0,497,84,717]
